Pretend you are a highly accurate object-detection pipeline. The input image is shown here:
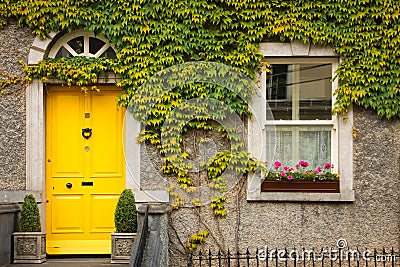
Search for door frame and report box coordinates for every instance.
[25,32,142,231]
[26,32,168,230]
[26,80,142,229]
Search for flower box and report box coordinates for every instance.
[261,179,339,193]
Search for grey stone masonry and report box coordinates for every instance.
[0,20,34,190]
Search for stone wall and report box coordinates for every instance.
[167,106,400,266]
[0,20,34,190]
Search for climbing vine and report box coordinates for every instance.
[1,0,400,252]
[1,1,398,118]
[24,57,120,92]
[186,230,209,251]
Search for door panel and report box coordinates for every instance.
[51,194,85,233]
[90,91,123,177]
[51,92,85,178]
[89,194,121,233]
[46,86,125,254]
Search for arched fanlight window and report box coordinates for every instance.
[48,30,116,59]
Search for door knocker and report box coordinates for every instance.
[82,128,92,139]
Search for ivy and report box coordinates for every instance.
[1,0,399,118]
[0,69,25,94]
[24,57,120,92]
[186,230,209,251]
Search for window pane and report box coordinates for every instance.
[299,128,331,167]
[89,37,106,55]
[55,46,72,58]
[267,63,332,120]
[266,125,331,169]
[99,47,117,59]
[266,64,292,119]
[67,36,84,54]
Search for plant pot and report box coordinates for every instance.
[111,232,137,264]
[261,179,339,193]
[13,232,46,264]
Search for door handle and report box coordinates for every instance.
[82,128,92,139]
[66,183,72,189]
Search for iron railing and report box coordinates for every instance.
[187,247,399,267]
[130,205,149,267]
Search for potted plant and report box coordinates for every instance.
[13,194,46,263]
[111,189,138,264]
[261,161,340,193]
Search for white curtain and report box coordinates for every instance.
[266,125,331,169]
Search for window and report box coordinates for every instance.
[48,31,117,59]
[247,41,354,202]
[46,30,119,83]
[265,59,336,169]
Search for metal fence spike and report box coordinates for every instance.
[186,247,399,267]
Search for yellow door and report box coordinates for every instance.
[46,85,125,254]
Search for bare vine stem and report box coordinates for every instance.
[234,175,246,253]
[194,207,225,252]
[168,212,188,255]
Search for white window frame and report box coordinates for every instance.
[247,41,355,202]
[48,30,116,59]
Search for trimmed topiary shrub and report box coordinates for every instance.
[114,189,137,233]
[19,194,41,232]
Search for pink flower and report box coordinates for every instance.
[314,167,322,174]
[281,172,287,177]
[288,175,293,180]
[324,163,333,169]
[283,166,290,171]
[299,160,309,168]
[295,164,300,169]
[274,161,282,169]
[289,167,294,172]
[264,161,268,165]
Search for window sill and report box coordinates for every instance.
[247,190,355,202]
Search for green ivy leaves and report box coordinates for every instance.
[24,57,119,88]
[1,0,399,118]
